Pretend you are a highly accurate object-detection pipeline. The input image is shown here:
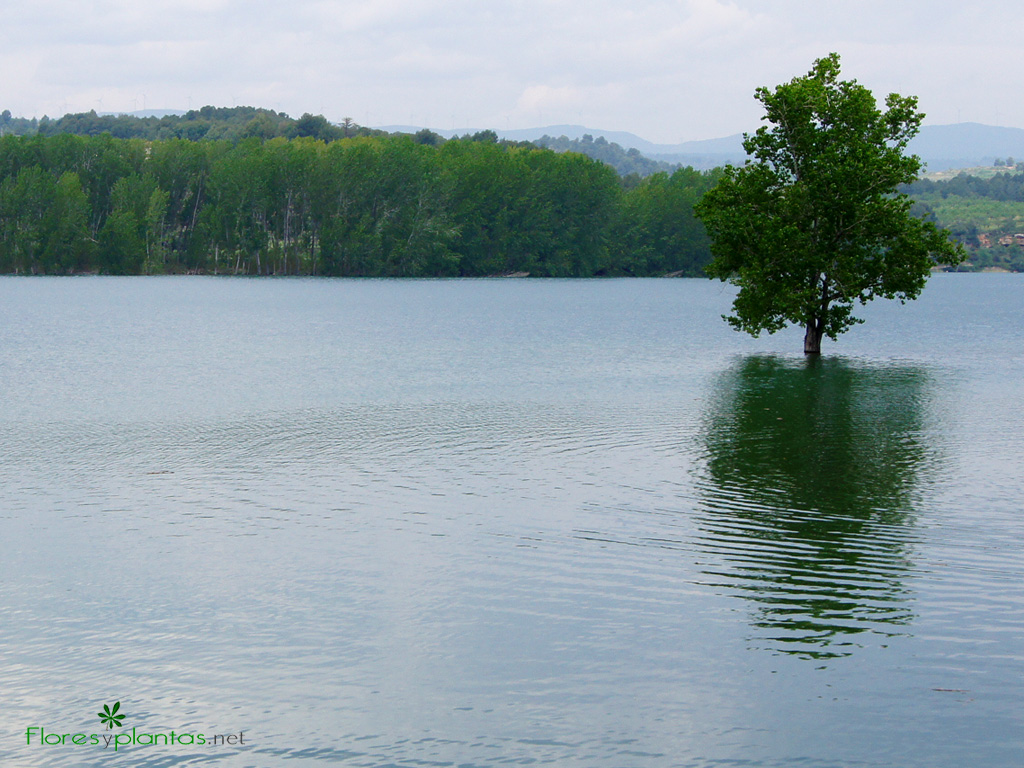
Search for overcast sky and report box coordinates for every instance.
[4,0,1023,144]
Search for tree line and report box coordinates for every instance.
[0,106,381,144]
[0,132,720,277]
[904,170,1024,203]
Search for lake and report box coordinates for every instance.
[0,275,1022,767]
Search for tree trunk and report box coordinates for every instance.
[804,317,824,354]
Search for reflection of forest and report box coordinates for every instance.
[697,356,936,659]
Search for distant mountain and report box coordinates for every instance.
[532,134,680,177]
[378,123,746,170]
[515,129,749,170]
[381,122,1024,174]
[380,123,659,151]
[907,123,1024,171]
[643,135,746,169]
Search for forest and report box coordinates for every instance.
[0,130,720,276]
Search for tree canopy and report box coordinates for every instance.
[695,53,963,353]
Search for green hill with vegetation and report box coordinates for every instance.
[905,168,1024,271]
[0,106,387,143]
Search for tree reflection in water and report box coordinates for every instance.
[696,355,937,659]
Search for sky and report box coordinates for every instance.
[4,0,1024,144]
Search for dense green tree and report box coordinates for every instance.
[695,53,963,353]
[0,166,55,272]
[146,139,220,270]
[242,113,281,141]
[413,128,443,146]
[438,140,530,275]
[313,136,456,276]
[529,150,620,275]
[99,174,164,273]
[196,138,272,273]
[611,167,721,276]
[466,129,498,143]
[43,172,94,272]
[292,113,343,142]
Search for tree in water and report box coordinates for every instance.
[695,53,963,354]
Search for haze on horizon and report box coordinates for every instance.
[4,0,1023,144]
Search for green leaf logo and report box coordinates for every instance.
[97,701,125,730]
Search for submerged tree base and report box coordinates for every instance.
[804,319,824,355]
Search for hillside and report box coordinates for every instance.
[907,170,1024,271]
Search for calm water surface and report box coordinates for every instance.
[0,275,1022,767]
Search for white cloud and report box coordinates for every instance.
[3,0,1024,142]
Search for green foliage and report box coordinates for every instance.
[47,172,95,272]
[413,128,444,146]
[0,166,55,273]
[609,167,722,276]
[292,113,344,142]
[98,702,125,730]
[0,131,717,276]
[0,106,384,144]
[695,54,963,351]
